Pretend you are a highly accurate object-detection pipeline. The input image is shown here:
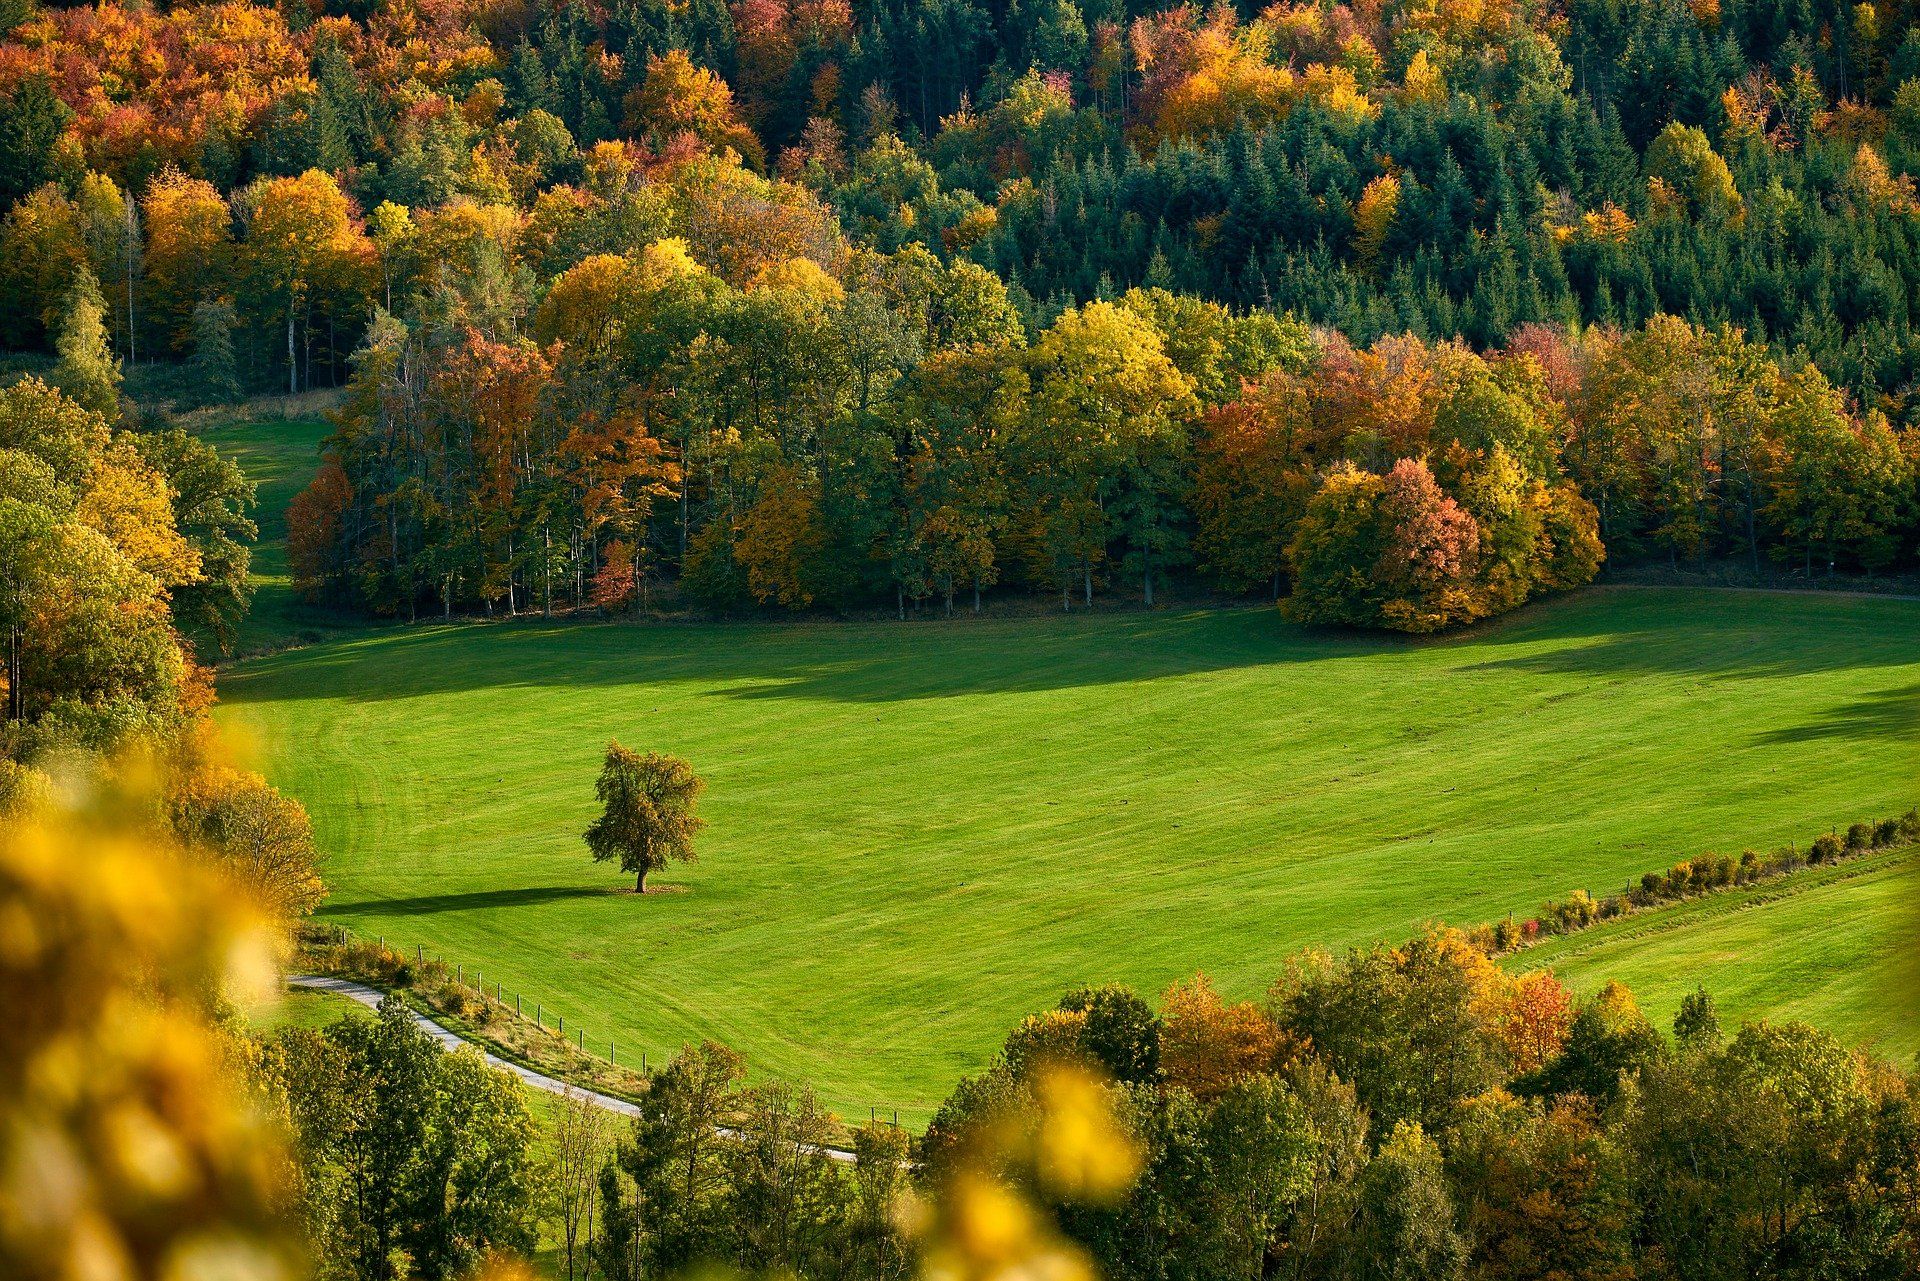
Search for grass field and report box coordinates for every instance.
[214,574,1920,1121]
[253,985,372,1032]
[1524,845,1920,1060]
[189,405,372,656]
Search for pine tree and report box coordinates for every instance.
[189,299,243,406]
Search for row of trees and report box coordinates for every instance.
[290,229,1917,630]
[5,159,1911,640]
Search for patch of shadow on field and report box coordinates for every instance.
[1751,684,1920,745]
[221,610,1397,704]
[1456,603,1920,684]
[334,886,618,916]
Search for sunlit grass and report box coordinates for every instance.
[217,586,1920,1121]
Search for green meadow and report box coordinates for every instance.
[1526,845,1920,1060]
[189,408,370,657]
[217,579,1920,1121]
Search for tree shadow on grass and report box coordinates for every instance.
[328,885,620,917]
[220,585,1920,707]
[221,606,1396,705]
[1454,587,1920,685]
[1750,684,1920,745]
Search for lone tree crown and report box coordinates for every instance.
[583,742,706,893]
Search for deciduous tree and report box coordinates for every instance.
[584,742,707,892]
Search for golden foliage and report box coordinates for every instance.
[1352,171,1399,269]
[0,769,298,1281]
[1159,973,1293,1100]
[77,443,204,593]
[910,1064,1141,1281]
[1850,143,1916,213]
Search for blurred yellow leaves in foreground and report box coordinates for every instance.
[0,763,299,1281]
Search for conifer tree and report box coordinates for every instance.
[189,299,242,406]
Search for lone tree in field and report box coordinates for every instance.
[583,743,706,893]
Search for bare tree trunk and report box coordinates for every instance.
[7,627,22,722]
[124,202,136,367]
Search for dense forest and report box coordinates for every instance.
[5,0,1920,626]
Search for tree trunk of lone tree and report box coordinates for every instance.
[635,866,647,893]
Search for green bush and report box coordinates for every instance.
[1810,833,1843,863]
[1845,822,1872,851]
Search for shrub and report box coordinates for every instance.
[1845,823,1872,851]
[1561,889,1600,929]
[1810,833,1842,863]
[1901,809,1920,840]
[1738,850,1760,881]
